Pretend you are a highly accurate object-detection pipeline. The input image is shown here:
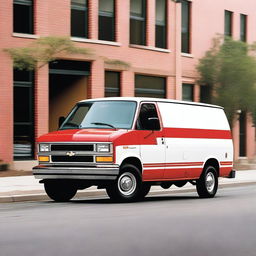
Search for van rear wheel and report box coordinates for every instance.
[196,166,218,198]
[106,164,142,202]
[44,180,77,202]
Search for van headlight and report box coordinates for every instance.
[96,144,111,153]
[39,144,50,152]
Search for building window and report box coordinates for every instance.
[200,85,211,103]
[239,111,247,157]
[135,75,166,98]
[99,0,115,41]
[13,0,34,34]
[240,14,247,42]
[105,71,120,97]
[224,10,233,37]
[181,0,191,53]
[71,0,88,38]
[155,0,167,49]
[182,83,194,101]
[13,69,34,159]
[130,0,146,45]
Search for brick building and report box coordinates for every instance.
[0,0,255,170]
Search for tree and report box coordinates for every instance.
[4,36,131,71]
[4,36,93,70]
[197,36,256,125]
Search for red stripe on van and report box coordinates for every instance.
[220,167,232,176]
[114,128,232,147]
[143,169,165,180]
[220,161,233,166]
[143,162,204,168]
[143,168,202,181]
[164,128,232,139]
[165,162,204,167]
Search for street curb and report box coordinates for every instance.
[0,190,106,203]
[1,181,256,203]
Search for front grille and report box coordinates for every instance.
[51,156,94,163]
[51,144,94,152]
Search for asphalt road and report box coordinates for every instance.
[0,185,256,256]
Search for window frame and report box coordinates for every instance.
[13,0,34,34]
[224,10,233,38]
[98,0,115,41]
[135,74,166,98]
[240,14,247,42]
[155,0,167,49]
[136,103,161,131]
[200,85,211,104]
[182,83,194,102]
[71,0,88,38]
[181,0,191,54]
[130,0,147,46]
[104,71,120,97]
[13,69,35,160]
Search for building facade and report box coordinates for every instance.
[0,0,255,170]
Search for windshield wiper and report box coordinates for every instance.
[91,122,116,129]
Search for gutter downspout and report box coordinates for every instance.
[174,0,182,100]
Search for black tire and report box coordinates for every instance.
[196,166,218,198]
[138,183,151,199]
[106,164,142,202]
[44,180,77,202]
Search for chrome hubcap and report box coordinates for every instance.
[118,172,136,196]
[206,172,215,193]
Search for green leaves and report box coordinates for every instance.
[5,47,37,71]
[197,36,256,125]
[4,36,93,70]
[104,58,131,69]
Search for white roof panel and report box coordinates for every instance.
[78,97,223,109]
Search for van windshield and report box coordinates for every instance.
[60,101,137,130]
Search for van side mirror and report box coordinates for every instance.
[58,116,65,128]
[147,117,160,131]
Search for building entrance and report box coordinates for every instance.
[49,60,90,132]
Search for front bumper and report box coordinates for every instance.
[33,164,119,180]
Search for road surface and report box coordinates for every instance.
[0,184,256,256]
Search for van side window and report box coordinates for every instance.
[136,103,160,130]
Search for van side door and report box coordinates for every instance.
[136,103,166,181]
[157,102,187,179]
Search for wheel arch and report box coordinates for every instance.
[203,158,220,177]
[120,157,143,175]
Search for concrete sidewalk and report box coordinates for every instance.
[0,170,256,203]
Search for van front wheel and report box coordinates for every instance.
[106,164,142,202]
[44,180,77,202]
[196,166,218,198]
[138,183,151,199]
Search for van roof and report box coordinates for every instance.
[79,97,223,109]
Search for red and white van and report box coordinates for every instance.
[33,97,235,202]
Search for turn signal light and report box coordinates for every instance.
[96,156,113,163]
[38,156,50,162]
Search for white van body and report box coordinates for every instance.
[33,97,235,202]
[114,98,233,181]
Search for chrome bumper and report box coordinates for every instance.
[33,165,119,180]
